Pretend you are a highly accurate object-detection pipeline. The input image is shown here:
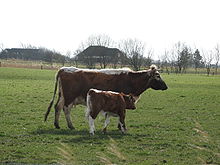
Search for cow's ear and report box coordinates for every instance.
[148,65,157,76]
[129,95,133,100]
[150,68,156,76]
[150,64,157,70]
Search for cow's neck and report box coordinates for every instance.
[129,72,150,96]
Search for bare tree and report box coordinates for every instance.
[170,49,177,73]
[66,50,71,58]
[143,48,153,68]
[0,43,4,67]
[172,42,191,73]
[100,55,109,68]
[20,43,37,49]
[111,53,119,68]
[202,50,213,76]
[171,42,182,73]
[120,38,145,71]
[73,49,81,67]
[0,43,3,51]
[86,34,114,47]
[214,44,220,74]
[65,50,72,66]
[161,50,170,74]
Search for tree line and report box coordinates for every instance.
[159,42,220,75]
[0,35,219,75]
[0,44,68,66]
[73,35,220,75]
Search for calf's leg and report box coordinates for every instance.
[102,114,110,134]
[88,115,95,135]
[118,114,126,134]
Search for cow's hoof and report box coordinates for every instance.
[69,126,75,130]
[54,123,60,129]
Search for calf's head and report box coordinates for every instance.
[122,94,136,110]
[147,65,168,90]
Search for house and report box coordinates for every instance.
[76,46,126,68]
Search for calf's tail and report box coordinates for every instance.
[44,73,59,121]
[85,92,92,120]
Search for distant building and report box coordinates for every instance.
[0,48,42,60]
[76,45,125,62]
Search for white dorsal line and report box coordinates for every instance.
[90,88,120,95]
[61,64,158,75]
[60,66,132,75]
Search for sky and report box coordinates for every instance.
[1,0,220,59]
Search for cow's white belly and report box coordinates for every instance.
[101,110,119,117]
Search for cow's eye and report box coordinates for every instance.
[155,73,160,77]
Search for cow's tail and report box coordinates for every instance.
[44,72,59,121]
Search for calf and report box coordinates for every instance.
[86,89,136,135]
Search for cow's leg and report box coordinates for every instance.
[88,115,95,135]
[118,114,126,134]
[63,103,74,129]
[54,94,64,129]
[117,123,121,131]
[102,114,110,134]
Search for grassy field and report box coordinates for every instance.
[0,67,219,165]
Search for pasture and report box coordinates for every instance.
[0,67,219,164]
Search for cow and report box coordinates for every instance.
[44,65,168,129]
[86,89,136,135]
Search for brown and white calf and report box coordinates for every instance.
[86,89,136,135]
[45,65,168,129]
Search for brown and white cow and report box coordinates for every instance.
[86,89,136,135]
[45,65,168,129]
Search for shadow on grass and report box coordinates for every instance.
[32,127,89,136]
[31,127,144,143]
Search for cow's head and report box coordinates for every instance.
[147,65,168,90]
[122,94,136,110]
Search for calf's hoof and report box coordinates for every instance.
[90,132,95,136]
[121,131,126,134]
[102,128,107,134]
[121,128,127,134]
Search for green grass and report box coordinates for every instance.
[0,67,220,164]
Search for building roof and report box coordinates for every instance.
[77,46,123,57]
